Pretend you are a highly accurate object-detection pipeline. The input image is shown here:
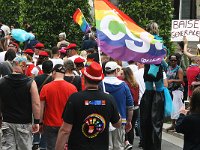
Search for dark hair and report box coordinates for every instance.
[37,56,48,66]
[128,60,135,64]
[190,87,200,114]
[64,60,75,72]
[84,76,101,85]
[4,49,16,61]
[178,41,184,50]
[51,46,59,55]
[169,53,181,65]
[42,60,53,74]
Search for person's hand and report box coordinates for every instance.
[125,121,132,133]
[32,124,39,133]
[179,106,189,115]
[191,81,200,86]
[64,144,68,150]
[183,36,188,45]
[5,35,11,39]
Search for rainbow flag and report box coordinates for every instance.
[94,0,166,64]
[73,8,90,33]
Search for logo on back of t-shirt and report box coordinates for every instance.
[84,100,106,105]
[82,113,106,138]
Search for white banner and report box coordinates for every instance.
[171,20,200,41]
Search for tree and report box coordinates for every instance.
[21,0,91,48]
[0,0,91,48]
[0,0,20,27]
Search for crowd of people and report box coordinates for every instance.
[0,19,200,150]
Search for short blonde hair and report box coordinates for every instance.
[147,22,159,35]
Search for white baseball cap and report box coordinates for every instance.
[105,61,120,72]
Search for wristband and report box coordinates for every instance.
[34,119,40,124]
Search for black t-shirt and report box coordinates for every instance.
[62,90,120,150]
[34,73,52,93]
[64,76,82,91]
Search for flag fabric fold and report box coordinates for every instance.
[73,8,90,33]
[94,0,166,64]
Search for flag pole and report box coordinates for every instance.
[97,45,106,93]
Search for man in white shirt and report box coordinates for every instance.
[134,63,145,103]
[50,46,63,67]
[65,43,85,63]
[128,61,138,74]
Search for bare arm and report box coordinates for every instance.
[125,109,133,132]
[183,36,195,58]
[40,101,45,122]
[30,80,40,120]
[164,78,168,87]
[126,109,133,123]
[55,122,73,150]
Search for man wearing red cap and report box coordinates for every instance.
[74,57,85,76]
[64,43,85,63]
[7,42,19,53]
[31,51,49,77]
[56,62,122,150]
[23,49,35,77]
[33,42,45,65]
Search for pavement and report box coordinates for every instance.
[130,123,184,150]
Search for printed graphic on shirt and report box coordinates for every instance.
[82,113,106,138]
[84,100,106,106]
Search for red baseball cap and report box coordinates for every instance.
[74,57,85,64]
[81,62,104,81]
[24,49,34,54]
[34,42,44,49]
[39,51,49,57]
[65,43,77,50]
[9,42,19,49]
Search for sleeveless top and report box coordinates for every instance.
[166,65,184,92]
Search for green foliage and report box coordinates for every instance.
[22,0,91,48]
[119,0,174,54]
[0,0,20,27]
[0,0,91,48]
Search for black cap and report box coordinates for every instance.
[52,64,66,74]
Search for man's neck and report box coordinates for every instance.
[53,74,64,81]
[85,84,98,90]
[53,54,60,59]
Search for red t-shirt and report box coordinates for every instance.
[40,80,77,126]
[25,63,35,77]
[186,65,200,96]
